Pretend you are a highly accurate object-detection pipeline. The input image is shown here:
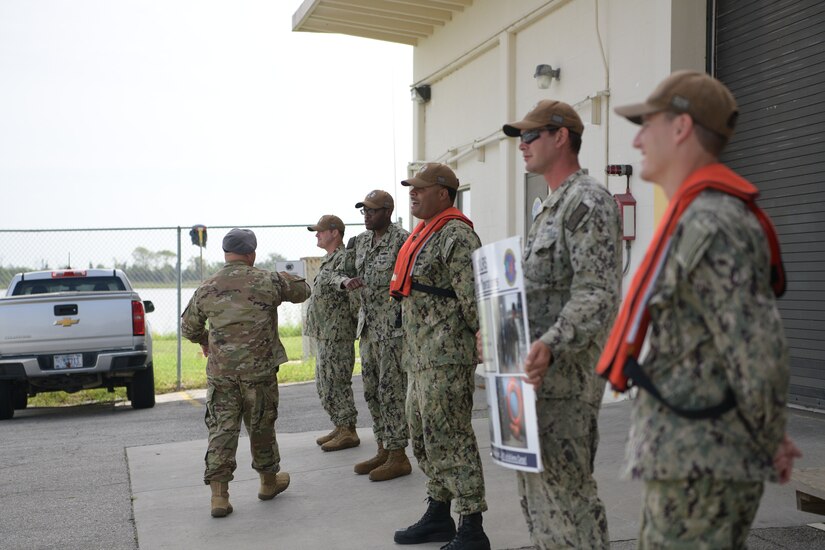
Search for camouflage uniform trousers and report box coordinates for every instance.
[361,335,408,450]
[639,478,763,549]
[203,374,281,484]
[407,364,487,515]
[517,398,608,549]
[315,338,358,427]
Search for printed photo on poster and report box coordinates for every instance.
[496,376,527,448]
[495,292,528,374]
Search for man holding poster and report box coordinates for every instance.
[500,101,622,548]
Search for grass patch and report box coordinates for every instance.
[29,387,129,408]
[28,332,361,407]
[150,334,336,391]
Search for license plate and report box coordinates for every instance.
[54,353,84,370]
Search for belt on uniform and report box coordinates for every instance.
[410,281,457,299]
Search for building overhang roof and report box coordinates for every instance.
[292,0,472,46]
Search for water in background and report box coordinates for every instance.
[135,287,303,335]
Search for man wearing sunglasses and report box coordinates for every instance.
[500,101,622,548]
[334,190,412,482]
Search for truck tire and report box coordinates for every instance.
[130,363,156,410]
[0,381,14,420]
[13,384,27,410]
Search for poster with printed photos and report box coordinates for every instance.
[472,237,542,473]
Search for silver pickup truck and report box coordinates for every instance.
[0,269,155,419]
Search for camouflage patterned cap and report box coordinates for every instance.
[355,190,394,210]
[307,214,345,233]
[222,228,257,254]
[401,163,459,190]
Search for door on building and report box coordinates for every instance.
[712,0,825,409]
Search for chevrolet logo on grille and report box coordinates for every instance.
[54,318,80,327]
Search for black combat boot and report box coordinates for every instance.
[439,513,490,550]
[393,498,456,544]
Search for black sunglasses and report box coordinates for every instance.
[520,126,559,144]
[360,207,386,215]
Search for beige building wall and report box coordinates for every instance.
[409,0,707,284]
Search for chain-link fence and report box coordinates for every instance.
[0,223,364,387]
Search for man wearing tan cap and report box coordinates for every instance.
[602,70,799,547]
[500,100,622,548]
[333,190,412,482]
[390,164,490,550]
[304,215,361,452]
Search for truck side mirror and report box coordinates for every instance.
[143,300,155,313]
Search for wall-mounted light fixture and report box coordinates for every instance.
[411,84,431,104]
[534,64,560,89]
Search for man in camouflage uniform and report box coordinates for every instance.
[305,214,360,452]
[181,228,310,518]
[613,71,800,547]
[500,101,622,548]
[392,163,490,550]
[333,190,411,481]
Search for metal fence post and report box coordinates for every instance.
[176,226,182,391]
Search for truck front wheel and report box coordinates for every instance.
[0,381,14,420]
[130,363,156,410]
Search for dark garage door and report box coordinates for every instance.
[713,0,825,409]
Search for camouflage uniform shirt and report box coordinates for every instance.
[523,170,622,404]
[305,246,357,341]
[624,191,790,481]
[181,260,311,378]
[402,220,481,371]
[334,223,409,341]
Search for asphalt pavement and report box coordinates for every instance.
[2,375,823,549]
[129,378,825,550]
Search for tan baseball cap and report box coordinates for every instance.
[614,70,738,138]
[503,100,584,137]
[355,190,394,210]
[307,214,345,233]
[401,163,459,190]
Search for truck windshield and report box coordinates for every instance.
[12,277,126,295]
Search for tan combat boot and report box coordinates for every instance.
[209,481,233,518]
[258,471,290,500]
[369,449,412,481]
[321,425,360,452]
[354,442,388,475]
[316,426,340,446]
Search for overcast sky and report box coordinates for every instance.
[0,0,413,231]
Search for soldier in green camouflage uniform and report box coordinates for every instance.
[181,228,310,517]
[333,190,412,481]
[502,101,621,549]
[392,164,490,550]
[305,215,361,452]
[613,71,798,548]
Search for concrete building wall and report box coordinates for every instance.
[409,0,707,284]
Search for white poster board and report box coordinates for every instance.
[472,236,542,473]
[275,260,306,278]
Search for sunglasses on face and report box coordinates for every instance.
[520,126,559,144]
[360,207,386,216]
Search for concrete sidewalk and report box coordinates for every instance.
[128,393,825,549]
